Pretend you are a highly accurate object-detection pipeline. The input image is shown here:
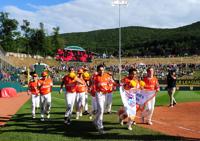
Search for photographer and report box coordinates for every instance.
[167,70,177,107]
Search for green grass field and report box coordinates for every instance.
[0,91,200,141]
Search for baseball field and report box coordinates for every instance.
[0,90,200,141]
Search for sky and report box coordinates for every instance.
[1,0,200,34]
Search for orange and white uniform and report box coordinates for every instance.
[121,76,140,90]
[38,77,53,119]
[38,78,53,95]
[143,77,159,91]
[62,75,77,93]
[76,77,87,93]
[61,74,78,119]
[82,68,90,114]
[121,76,139,127]
[75,76,87,119]
[28,80,39,95]
[141,76,160,124]
[94,73,111,94]
[88,72,98,120]
[93,72,112,130]
[104,73,116,113]
[28,79,40,117]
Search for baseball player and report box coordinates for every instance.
[88,71,98,120]
[28,73,40,119]
[141,67,160,125]
[121,68,139,130]
[75,68,87,119]
[38,71,53,121]
[60,66,83,125]
[104,71,116,114]
[93,64,112,134]
[82,66,90,115]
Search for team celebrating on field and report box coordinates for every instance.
[28,64,160,134]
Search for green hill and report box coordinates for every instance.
[61,21,200,57]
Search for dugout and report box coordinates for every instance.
[32,62,48,77]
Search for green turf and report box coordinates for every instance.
[0,91,200,141]
[155,91,200,106]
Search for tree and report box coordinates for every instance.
[29,22,52,56]
[20,20,33,54]
[51,26,64,54]
[0,12,19,51]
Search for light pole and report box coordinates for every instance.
[112,0,128,81]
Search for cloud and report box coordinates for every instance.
[3,0,200,33]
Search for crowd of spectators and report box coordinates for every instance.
[45,63,200,83]
[0,65,27,84]
[103,63,200,80]
[1,61,200,85]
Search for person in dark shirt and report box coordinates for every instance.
[167,70,177,107]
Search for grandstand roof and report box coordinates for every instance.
[64,46,85,51]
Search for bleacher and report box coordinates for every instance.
[0,47,14,69]
[0,47,26,92]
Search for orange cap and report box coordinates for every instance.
[41,71,48,77]
[33,73,38,77]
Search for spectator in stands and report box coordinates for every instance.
[167,70,177,107]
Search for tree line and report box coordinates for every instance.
[0,12,64,56]
[1,11,200,57]
[61,22,200,57]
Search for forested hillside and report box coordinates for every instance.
[61,21,200,57]
[1,11,200,57]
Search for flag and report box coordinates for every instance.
[136,89,156,110]
[120,86,137,117]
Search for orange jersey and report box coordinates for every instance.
[107,79,117,93]
[76,77,87,93]
[143,77,160,91]
[28,80,39,95]
[94,73,111,94]
[38,78,53,95]
[121,76,139,90]
[62,75,77,93]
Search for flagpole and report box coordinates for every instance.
[112,0,128,81]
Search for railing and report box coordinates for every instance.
[159,79,200,85]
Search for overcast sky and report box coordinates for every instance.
[1,0,200,34]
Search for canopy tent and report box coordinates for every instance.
[64,46,85,51]
[138,63,146,66]
[0,87,17,98]
[56,45,94,62]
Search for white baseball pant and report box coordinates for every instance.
[64,92,76,118]
[94,92,106,129]
[31,94,40,116]
[104,92,113,113]
[141,96,155,122]
[40,93,51,118]
[84,93,88,111]
[76,92,86,116]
